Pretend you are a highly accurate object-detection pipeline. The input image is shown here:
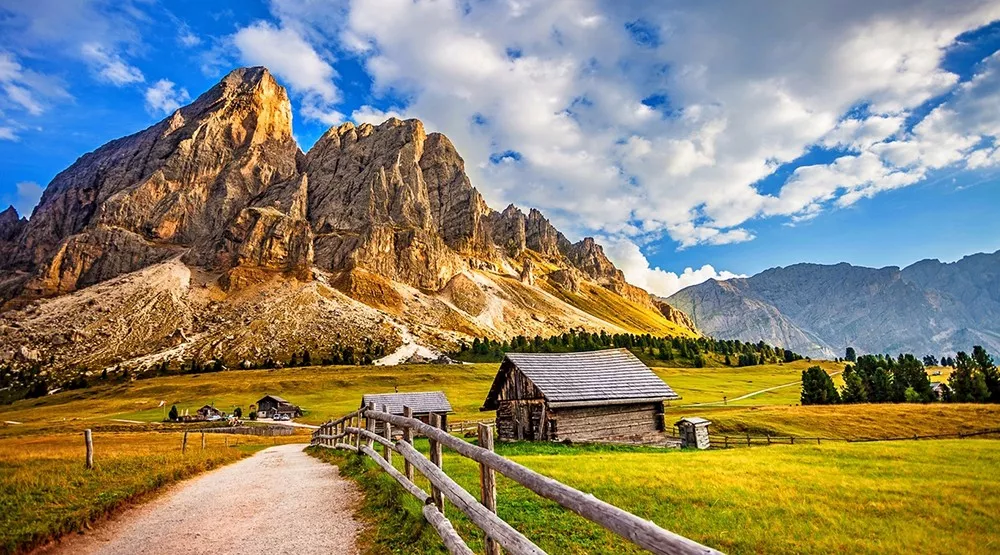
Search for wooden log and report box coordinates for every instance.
[382,404,393,465]
[360,445,430,504]
[335,443,359,452]
[201,431,206,450]
[370,411,722,555]
[182,431,188,454]
[365,402,376,450]
[429,413,444,510]
[478,423,500,555]
[84,429,93,469]
[422,504,475,555]
[394,440,544,555]
[403,406,415,482]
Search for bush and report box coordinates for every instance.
[249,411,258,421]
[168,404,179,421]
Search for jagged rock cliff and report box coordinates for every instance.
[0,67,696,371]
[668,252,1000,359]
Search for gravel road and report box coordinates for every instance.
[45,444,362,555]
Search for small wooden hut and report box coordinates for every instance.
[361,391,452,430]
[480,349,680,442]
[675,417,711,449]
[255,394,303,418]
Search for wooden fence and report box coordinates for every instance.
[312,403,722,555]
[447,418,495,434]
[709,427,1000,449]
[198,425,296,437]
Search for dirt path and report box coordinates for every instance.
[45,444,362,555]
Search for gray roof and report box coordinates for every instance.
[676,417,711,426]
[483,349,679,409]
[361,391,452,415]
[258,394,289,403]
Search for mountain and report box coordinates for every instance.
[667,252,1000,359]
[0,67,695,372]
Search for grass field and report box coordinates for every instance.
[311,437,1000,554]
[0,430,306,554]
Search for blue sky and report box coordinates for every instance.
[1,0,999,295]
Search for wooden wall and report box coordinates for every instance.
[549,403,662,442]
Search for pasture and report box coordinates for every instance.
[311,437,1000,554]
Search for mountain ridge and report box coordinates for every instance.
[668,250,1000,358]
[0,67,696,372]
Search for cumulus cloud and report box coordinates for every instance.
[12,181,43,218]
[232,21,341,123]
[0,51,71,116]
[81,43,144,86]
[144,79,190,115]
[602,237,744,297]
[253,0,999,251]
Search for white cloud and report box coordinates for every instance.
[13,181,43,218]
[81,42,145,86]
[144,79,190,115]
[602,237,744,297]
[0,51,71,116]
[351,105,408,125]
[0,126,17,141]
[258,0,999,251]
[178,26,201,48]
[232,21,340,123]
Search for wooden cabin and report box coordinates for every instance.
[255,394,303,418]
[196,405,224,419]
[481,349,680,442]
[360,391,452,430]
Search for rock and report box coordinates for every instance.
[519,259,535,285]
[548,269,581,293]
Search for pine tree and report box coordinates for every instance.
[168,404,179,421]
[801,366,840,405]
[845,347,857,362]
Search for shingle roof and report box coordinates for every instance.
[361,391,452,415]
[483,349,679,409]
[258,394,289,403]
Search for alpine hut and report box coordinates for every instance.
[480,349,680,442]
[360,391,453,430]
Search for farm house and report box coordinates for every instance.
[360,391,453,430]
[255,394,303,418]
[480,349,680,442]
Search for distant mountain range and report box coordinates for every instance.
[667,251,1000,359]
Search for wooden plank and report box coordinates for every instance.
[371,410,722,555]
[84,429,93,469]
[478,423,500,555]
[382,404,393,465]
[394,439,545,555]
[403,406,415,482]
[429,413,444,511]
[422,504,475,555]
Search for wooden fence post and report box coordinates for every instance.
[746,433,751,447]
[366,402,376,450]
[429,413,444,510]
[724,436,728,449]
[383,404,393,465]
[355,414,362,452]
[201,431,206,450]
[84,429,94,469]
[478,423,500,555]
[403,406,415,482]
[182,431,188,454]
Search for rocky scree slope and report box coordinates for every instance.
[667,252,1000,359]
[0,67,695,373]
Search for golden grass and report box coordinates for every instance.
[0,430,304,554]
[540,280,698,337]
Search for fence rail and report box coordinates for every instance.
[312,404,721,555]
[709,427,1000,448]
[198,425,296,436]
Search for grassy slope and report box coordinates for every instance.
[312,438,1000,554]
[541,280,697,337]
[0,431,304,554]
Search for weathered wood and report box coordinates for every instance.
[366,402,376,449]
[370,410,722,555]
[84,429,94,469]
[182,431,188,454]
[394,439,545,555]
[360,445,431,504]
[382,404,393,465]
[478,423,500,555]
[429,413,445,510]
[201,431,206,450]
[403,406,415,482]
[422,504,475,555]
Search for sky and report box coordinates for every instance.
[1,0,999,297]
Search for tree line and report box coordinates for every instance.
[452,329,803,367]
[801,345,1000,405]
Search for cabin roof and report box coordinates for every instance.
[675,417,711,426]
[257,394,289,404]
[361,391,452,415]
[482,348,680,410]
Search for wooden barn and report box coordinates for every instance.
[360,391,452,429]
[480,349,680,442]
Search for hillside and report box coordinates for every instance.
[0,67,694,379]
[668,252,1000,358]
